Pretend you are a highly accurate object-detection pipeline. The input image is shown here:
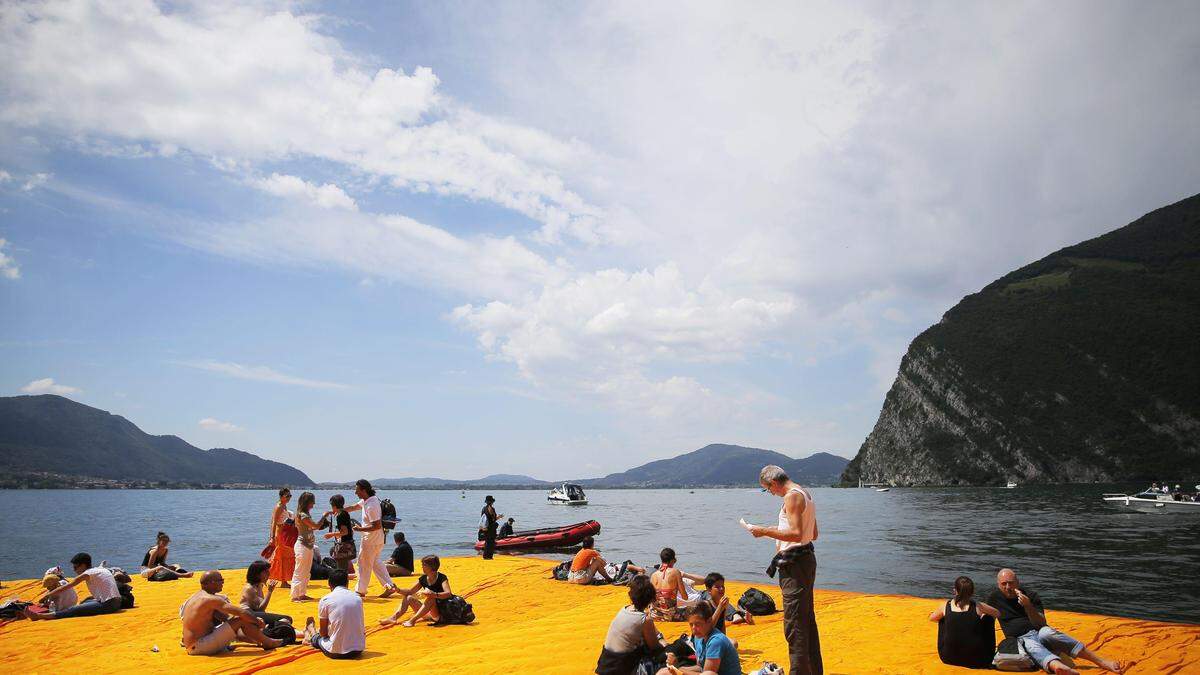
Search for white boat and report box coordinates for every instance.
[1102,490,1200,513]
[1005,481,1018,489]
[548,483,588,505]
[875,487,890,492]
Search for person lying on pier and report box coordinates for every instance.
[240,560,292,629]
[141,531,194,581]
[988,568,1125,674]
[657,602,741,675]
[928,575,998,668]
[570,537,614,585]
[303,569,365,659]
[385,531,414,577]
[25,553,122,621]
[596,574,669,674]
[378,555,453,627]
[180,570,283,656]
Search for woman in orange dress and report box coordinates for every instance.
[268,488,296,587]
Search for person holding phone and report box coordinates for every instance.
[987,569,1125,674]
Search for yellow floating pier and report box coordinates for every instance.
[1,556,1195,673]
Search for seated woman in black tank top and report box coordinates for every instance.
[929,576,1000,668]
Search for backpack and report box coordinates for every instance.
[610,560,638,586]
[552,560,571,581]
[263,622,298,645]
[992,637,1038,671]
[0,600,34,620]
[380,499,398,530]
[737,588,776,615]
[310,554,334,581]
[117,582,135,609]
[436,595,475,624]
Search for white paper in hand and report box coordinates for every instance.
[739,517,753,531]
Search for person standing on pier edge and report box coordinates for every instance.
[480,495,500,560]
[746,465,822,675]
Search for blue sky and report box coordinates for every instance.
[2,1,1198,482]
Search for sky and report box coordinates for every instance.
[1,1,1198,483]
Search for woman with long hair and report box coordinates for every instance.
[290,491,320,601]
[343,479,398,598]
[268,488,296,587]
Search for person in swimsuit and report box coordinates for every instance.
[240,559,292,629]
[141,531,193,581]
[744,464,822,675]
[180,570,282,656]
[650,548,706,621]
[268,488,295,587]
[378,555,454,627]
[928,576,999,668]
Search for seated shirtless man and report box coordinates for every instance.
[988,569,1124,674]
[180,570,283,656]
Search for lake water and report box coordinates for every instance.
[1,485,1196,624]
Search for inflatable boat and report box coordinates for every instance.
[476,520,602,551]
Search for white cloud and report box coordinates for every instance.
[20,378,80,395]
[250,173,357,211]
[182,360,349,390]
[20,172,50,191]
[0,169,11,182]
[0,237,19,279]
[198,417,243,432]
[0,0,602,243]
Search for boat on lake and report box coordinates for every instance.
[1005,481,1018,489]
[475,519,601,551]
[548,482,588,505]
[1102,489,1200,513]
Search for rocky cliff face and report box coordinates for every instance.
[843,194,1200,486]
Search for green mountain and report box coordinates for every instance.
[582,444,848,487]
[843,193,1200,486]
[370,474,550,487]
[0,395,314,486]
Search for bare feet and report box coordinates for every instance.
[1048,660,1080,675]
[291,596,313,602]
[401,619,416,627]
[22,608,49,621]
[379,617,397,626]
[380,586,397,598]
[1098,660,1125,674]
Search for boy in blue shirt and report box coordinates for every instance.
[661,601,741,675]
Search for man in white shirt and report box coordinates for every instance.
[344,479,398,597]
[304,569,365,659]
[26,552,122,620]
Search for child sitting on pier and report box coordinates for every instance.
[378,555,453,627]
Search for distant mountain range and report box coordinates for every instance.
[0,395,313,487]
[366,444,848,489]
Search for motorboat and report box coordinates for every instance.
[475,520,601,551]
[1005,481,1018,489]
[875,487,891,492]
[548,482,588,505]
[1102,490,1200,513]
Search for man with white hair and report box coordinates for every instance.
[988,568,1124,674]
[744,464,822,675]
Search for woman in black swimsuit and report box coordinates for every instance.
[140,532,193,581]
[929,576,1000,668]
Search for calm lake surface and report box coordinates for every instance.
[2,485,1196,623]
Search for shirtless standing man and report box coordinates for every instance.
[180,570,283,656]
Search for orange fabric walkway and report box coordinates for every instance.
[1,556,1195,674]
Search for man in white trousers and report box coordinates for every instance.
[344,479,398,598]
